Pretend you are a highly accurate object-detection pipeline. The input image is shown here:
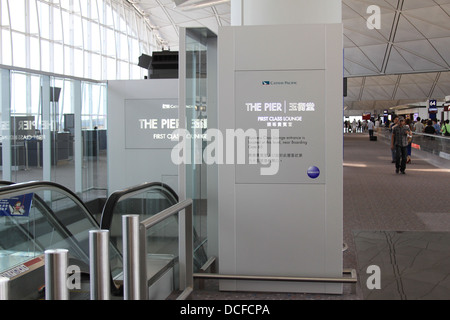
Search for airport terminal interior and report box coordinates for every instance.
[0,0,449,301]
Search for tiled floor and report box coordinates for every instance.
[354,230,450,300]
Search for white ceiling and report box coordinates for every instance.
[128,0,450,111]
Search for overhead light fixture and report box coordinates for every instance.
[173,0,230,10]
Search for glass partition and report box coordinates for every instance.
[409,133,450,157]
[101,183,179,254]
[1,67,107,202]
[81,82,107,201]
[379,128,450,167]
[180,28,217,271]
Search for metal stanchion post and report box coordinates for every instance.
[0,277,9,300]
[89,230,111,300]
[122,215,142,300]
[45,249,69,300]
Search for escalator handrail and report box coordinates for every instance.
[100,181,178,230]
[0,180,100,228]
[0,180,16,186]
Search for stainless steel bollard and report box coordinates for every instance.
[45,249,69,300]
[0,277,9,300]
[89,229,111,300]
[122,215,142,300]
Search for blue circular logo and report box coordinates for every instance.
[307,166,320,179]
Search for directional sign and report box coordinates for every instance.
[429,99,437,113]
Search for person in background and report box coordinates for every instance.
[432,119,441,135]
[391,116,412,174]
[389,115,399,163]
[424,120,436,135]
[441,120,450,136]
[375,118,380,133]
[367,119,374,138]
[414,117,424,133]
[405,118,413,163]
[424,119,436,142]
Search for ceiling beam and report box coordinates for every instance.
[381,0,404,74]
[391,74,402,100]
[428,72,441,100]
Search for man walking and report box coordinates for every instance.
[389,115,399,163]
[391,117,412,174]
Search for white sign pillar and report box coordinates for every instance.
[218,1,343,294]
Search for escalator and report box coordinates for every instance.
[100,182,207,299]
[0,181,123,299]
[0,180,206,299]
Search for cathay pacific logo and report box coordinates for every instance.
[262,80,297,86]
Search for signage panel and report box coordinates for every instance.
[234,70,326,184]
[125,99,178,149]
[428,99,437,113]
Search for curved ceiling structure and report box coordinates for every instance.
[127,0,450,111]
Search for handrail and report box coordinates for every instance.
[123,199,193,300]
[140,199,188,229]
[0,181,15,186]
[193,271,358,283]
[100,182,179,230]
[412,131,450,139]
[0,181,97,223]
[379,127,450,140]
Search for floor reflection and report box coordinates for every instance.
[354,230,450,300]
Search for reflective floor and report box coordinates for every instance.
[354,230,450,300]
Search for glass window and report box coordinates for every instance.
[37,1,50,40]
[104,2,115,28]
[106,57,116,79]
[61,10,71,44]
[11,72,28,114]
[1,30,12,66]
[54,43,64,74]
[11,32,26,68]
[9,0,26,33]
[40,39,50,72]
[72,15,83,48]
[59,0,71,11]
[105,28,116,57]
[91,53,101,80]
[1,0,156,80]
[1,1,10,26]
[9,71,44,182]
[52,6,63,42]
[29,1,39,35]
[29,37,40,70]
[118,32,128,60]
[90,23,101,54]
[73,48,84,78]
